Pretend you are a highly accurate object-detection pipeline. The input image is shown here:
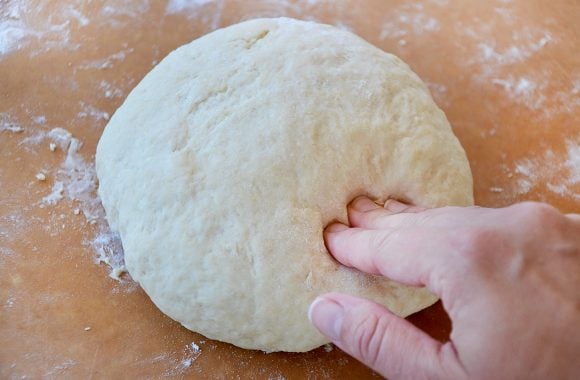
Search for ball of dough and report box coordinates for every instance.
[96,18,473,352]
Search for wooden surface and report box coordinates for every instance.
[1,0,578,378]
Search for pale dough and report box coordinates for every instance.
[96,18,473,352]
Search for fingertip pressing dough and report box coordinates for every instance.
[96,17,473,352]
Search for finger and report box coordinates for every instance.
[324,223,449,289]
[349,198,493,232]
[384,199,426,214]
[347,196,392,229]
[566,213,580,224]
[308,293,465,380]
[348,196,429,230]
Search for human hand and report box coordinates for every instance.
[308,197,580,379]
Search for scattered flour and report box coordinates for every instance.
[243,0,350,20]
[165,0,224,31]
[475,28,552,68]
[374,0,579,119]
[99,80,125,99]
[100,0,151,28]
[164,0,355,33]
[41,181,64,205]
[491,76,546,110]
[171,341,202,375]
[0,0,82,56]
[77,48,134,70]
[4,295,16,308]
[459,7,579,116]
[565,141,580,185]
[33,115,47,124]
[0,0,152,57]
[77,102,110,124]
[1,112,25,133]
[43,359,77,377]
[90,230,127,280]
[509,140,580,200]
[380,2,440,43]
[138,341,202,377]
[0,212,27,244]
[47,127,73,150]
[0,246,15,257]
[26,127,128,279]
[166,0,217,14]
[0,2,29,55]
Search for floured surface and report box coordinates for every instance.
[1,0,578,378]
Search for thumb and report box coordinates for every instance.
[308,293,463,379]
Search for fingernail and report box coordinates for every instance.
[325,223,349,234]
[385,199,408,213]
[308,297,344,341]
[350,196,380,212]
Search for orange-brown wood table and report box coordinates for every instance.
[1,0,578,378]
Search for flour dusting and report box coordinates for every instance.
[380,2,440,42]
[0,0,153,57]
[42,181,65,205]
[77,48,134,70]
[491,76,546,110]
[47,127,73,150]
[166,0,216,14]
[165,0,225,31]
[509,140,580,201]
[139,341,202,376]
[99,80,125,99]
[28,127,128,279]
[565,141,580,185]
[101,0,150,27]
[460,9,579,116]
[0,0,82,56]
[43,359,77,377]
[41,130,100,220]
[91,230,127,279]
[1,112,25,133]
[476,28,552,68]
[375,0,579,118]
[77,102,111,125]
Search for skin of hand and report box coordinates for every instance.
[308,196,580,380]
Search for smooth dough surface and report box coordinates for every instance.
[96,18,473,352]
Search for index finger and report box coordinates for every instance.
[324,223,455,295]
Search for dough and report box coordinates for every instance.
[96,18,473,352]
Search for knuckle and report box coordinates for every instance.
[512,202,561,227]
[510,203,574,253]
[508,202,571,245]
[364,209,386,225]
[370,229,400,252]
[347,312,390,368]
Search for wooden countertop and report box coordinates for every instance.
[1,0,578,378]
